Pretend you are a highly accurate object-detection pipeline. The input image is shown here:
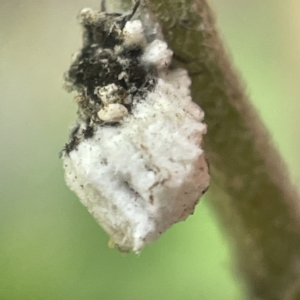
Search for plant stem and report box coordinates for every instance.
[118,0,300,298]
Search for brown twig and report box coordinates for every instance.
[116,0,300,299]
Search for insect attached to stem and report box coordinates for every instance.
[61,0,209,253]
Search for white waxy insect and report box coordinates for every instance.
[61,1,210,253]
[97,103,128,122]
[141,40,173,69]
[95,83,124,105]
[122,19,146,48]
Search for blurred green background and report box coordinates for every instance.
[0,1,299,299]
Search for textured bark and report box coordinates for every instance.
[116,1,300,299]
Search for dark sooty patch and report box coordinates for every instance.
[62,2,157,155]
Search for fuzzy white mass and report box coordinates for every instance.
[122,20,146,48]
[63,21,209,252]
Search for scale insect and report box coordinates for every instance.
[61,1,210,252]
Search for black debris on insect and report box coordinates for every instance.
[61,0,158,156]
[82,120,94,139]
[59,123,81,157]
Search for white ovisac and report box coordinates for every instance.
[62,20,210,253]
